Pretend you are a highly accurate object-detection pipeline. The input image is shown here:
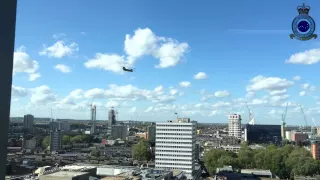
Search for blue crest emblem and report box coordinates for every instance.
[290,3,317,41]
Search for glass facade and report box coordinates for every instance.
[245,124,282,144]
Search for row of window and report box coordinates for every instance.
[155,163,192,169]
[156,128,194,131]
[157,146,193,149]
[157,124,193,127]
[156,158,192,162]
[156,149,192,153]
[156,137,194,140]
[156,154,192,157]
[156,141,193,144]
[156,133,194,136]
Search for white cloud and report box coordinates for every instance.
[12,85,28,97]
[13,46,40,81]
[268,109,282,116]
[269,89,287,96]
[52,33,66,39]
[30,85,57,105]
[106,101,119,108]
[144,107,154,113]
[84,88,106,99]
[269,94,289,103]
[179,81,191,88]
[59,89,84,106]
[193,72,208,80]
[249,99,268,105]
[247,75,294,92]
[170,89,178,95]
[39,40,79,58]
[212,101,231,108]
[125,28,189,68]
[84,54,126,74]
[299,91,307,96]
[154,86,164,95]
[293,76,301,81]
[29,73,41,81]
[82,84,177,104]
[301,83,316,92]
[153,41,189,68]
[54,64,72,73]
[245,91,256,99]
[286,49,320,65]
[124,28,158,61]
[209,110,220,116]
[214,90,231,98]
[129,107,137,113]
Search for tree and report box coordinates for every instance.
[132,140,149,162]
[204,149,236,175]
[237,143,255,169]
[70,135,89,144]
[63,135,71,145]
[203,144,320,178]
[42,136,50,149]
[91,149,101,158]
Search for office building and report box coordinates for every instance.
[155,118,201,180]
[111,125,127,140]
[50,121,58,131]
[311,126,317,135]
[291,131,308,143]
[90,104,97,134]
[50,130,63,152]
[107,107,116,135]
[310,136,320,160]
[148,126,156,142]
[285,130,292,141]
[317,127,320,136]
[228,114,242,139]
[23,114,34,132]
[244,124,281,144]
[58,121,71,131]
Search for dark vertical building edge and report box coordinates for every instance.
[0,0,17,178]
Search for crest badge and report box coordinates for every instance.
[290,3,317,41]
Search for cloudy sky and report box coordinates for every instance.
[11,0,320,125]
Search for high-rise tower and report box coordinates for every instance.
[90,104,97,134]
[155,118,201,180]
[107,107,116,135]
[228,114,242,139]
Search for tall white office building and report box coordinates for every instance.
[155,118,200,180]
[50,130,62,152]
[228,114,242,139]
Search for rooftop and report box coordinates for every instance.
[41,171,88,177]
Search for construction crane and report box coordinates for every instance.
[281,103,288,140]
[299,105,308,132]
[312,117,317,127]
[245,102,254,125]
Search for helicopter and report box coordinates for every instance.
[122,67,134,72]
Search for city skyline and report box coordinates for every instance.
[11,0,320,124]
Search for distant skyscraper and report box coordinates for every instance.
[228,114,242,139]
[111,125,127,139]
[155,118,201,180]
[23,114,34,132]
[107,107,116,135]
[90,104,97,134]
[147,126,156,142]
[58,121,71,131]
[50,130,62,152]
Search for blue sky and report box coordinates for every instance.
[11,0,320,125]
